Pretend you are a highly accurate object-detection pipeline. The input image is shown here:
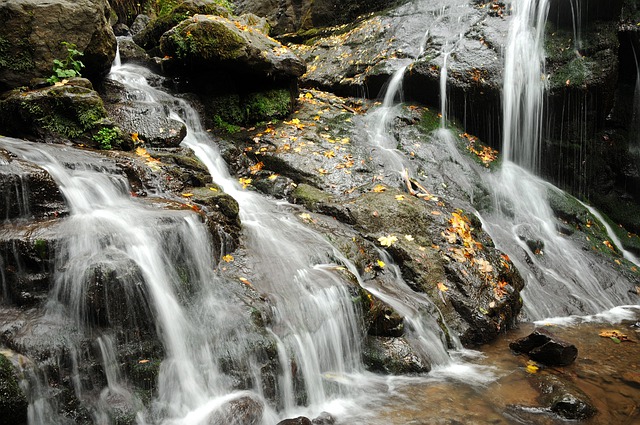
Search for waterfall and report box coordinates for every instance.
[108,57,456,421]
[501,0,549,171]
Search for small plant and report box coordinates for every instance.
[47,42,84,84]
[92,127,119,150]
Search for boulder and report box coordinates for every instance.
[233,0,403,35]
[0,353,28,425]
[101,78,187,148]
[510,329,578,366]
[0,0,116,91]
[133,0,231,52]
[277,417,312,425]
[0,148,66,221]
[116,36,151,66]
[207,395,264,425]
[362,336,430,374]
[536,374,597,420]
[0,78,123,147]
[159,14,306,86]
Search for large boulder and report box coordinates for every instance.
[0,353,28,425]
[132,0,231,52]
[0,0,116,91]
[0,78,125,148]
[233,0,405,36]
[159,14,306,86]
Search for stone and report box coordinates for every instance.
[311,412,335,425]
[0,0,116,91]
[116,36,151,66]
[362,336,430,374]
[0,78,119,147]
[536,374,597,420]
[130,14,151,37]
[159,14,306,86]
[510,329,578,366]
[133,0,231,52]
[0,353,28,424]
[277,417,312,425]
[207,395,264,425]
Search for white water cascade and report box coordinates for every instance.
[107,52,460,421]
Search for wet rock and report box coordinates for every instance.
[130,14,151,37]
[0,148,66,220]
[510,329,578,366]
[0,220,60,306]
[234,0,402,36]
[207,395,264,425]
[116,36,151,66]
[101,78,187,148]
[159,14,306,86]
[362,336,430,374]
[133,0,231,52]
[0,79,123,147]
[536,374,597,420]
[0,0,116,91]
[0,353,28,424]
[113,23,131,37]
[311,412,335,425]
[277,417,312,425]
[83,249,154,333]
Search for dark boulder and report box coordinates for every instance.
[0,353,28,425]
[362,336,431,374]
[0,0,116,91]
[133,0,231,52]
[0,78,124,148]
[536,374,597,420]
[0,148,66,221]
[510,329,578,366]
[277,417,312,425]
[159,14,306,86]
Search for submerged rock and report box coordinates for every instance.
[510,329,578,366]
[277,417,312,425]
[536,374,597,420]
[0,0,116,91]
[207,395,264,425]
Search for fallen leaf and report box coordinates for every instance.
[372,184,386,193]
[437,282,448,292]
[299,213,312,221]
[395,195,406,201]
[268,174,279,180]
[378,235,398,247]
[431,210,442,216]
[222,254,234,263]
[239,277,252,287]
[239,177,252,189]
[376,259,386,268]
[249,161,264,174]
[526,360,539,374]
[181,193,194,197]
[404,234,414,241]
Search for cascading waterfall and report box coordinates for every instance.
[0,138,268,424]
[481,0,639,319]
[108,55,457,421]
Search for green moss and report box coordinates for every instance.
[550,56,594,88]
[419,108,441,134]
[245,89,292,123]
[129,358,161,391]
[168,18,245,62]
[92,127,119,150]
[33,239,47,259]
[291,183,334,210]
[212,115,241,134]
[0,36,34,73]
[0,354,28,424]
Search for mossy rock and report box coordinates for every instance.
[204,88,294,128]
[0,78,123,147]
[133,0,232,51]
[0,353,28,424]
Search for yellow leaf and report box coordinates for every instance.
[222,254,234,263]
[404,234,414,241]
[181,193,194,197]
[323,150,336,158]
[395,195,405,201]
[239,177,252,189]
[239,277,252,287]
[317,168,328,175]
[376,259,386,268]
[305,92,313,99]
[268,174,279,180]
[603,240,615,250]
[526,361,539,374]
[372,184,386,193]
[249,161,264,174]
[476,258,494,274]
[437,282,448,292]
[138,359,150,364]
[299,213,312,221]
[131,132,140,143]
[209,187,219,192]
[378,235,398,247]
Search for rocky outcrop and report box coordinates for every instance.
[0,78,125,148]
[132,0,231,52]
[0,352,28,424]
[160,14,306,86]
[233,0,405,36]
[0,0,116,91]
